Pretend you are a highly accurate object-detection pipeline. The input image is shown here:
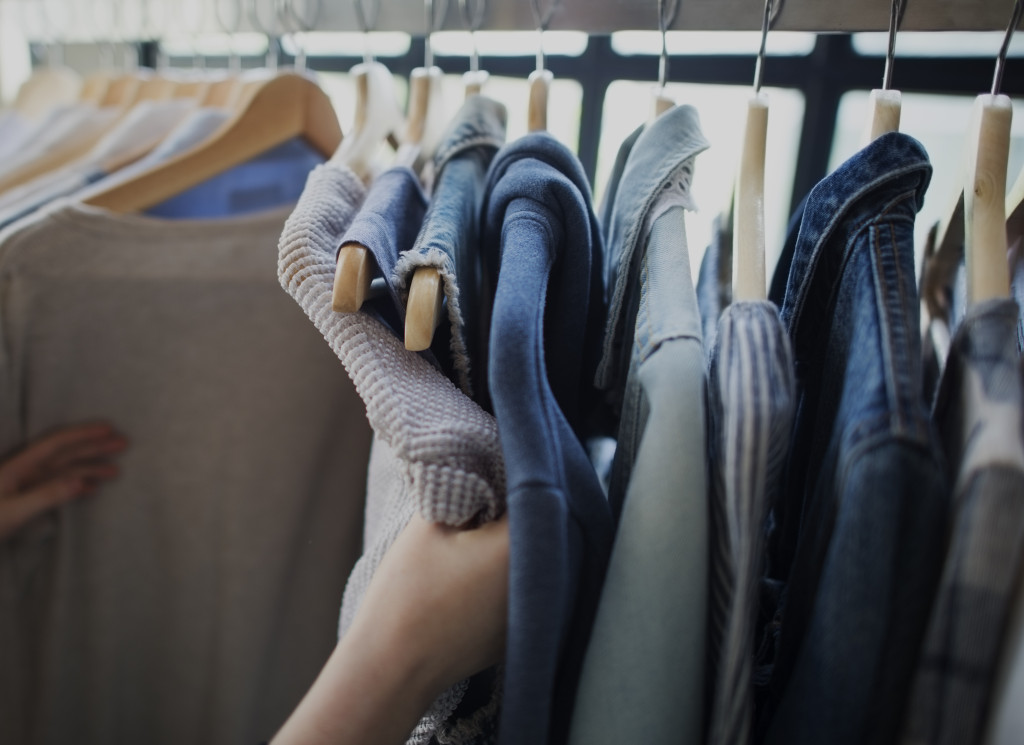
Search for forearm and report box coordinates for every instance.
[271,621,439,745]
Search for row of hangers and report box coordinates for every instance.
[4,0,1023,350]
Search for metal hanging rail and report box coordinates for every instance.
[262,0,1017,33]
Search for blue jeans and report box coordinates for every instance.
[758,132,950,745]
[394,95,507,399]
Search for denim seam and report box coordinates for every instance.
[435,137,502,175]
[785,162,929,332]
[393,246,472,397]
[868,189,926,439]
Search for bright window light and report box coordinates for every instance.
[432,31,589,57]
[280,32,412,58]
[597,81,805,282]
[830,91,1024,271]
[853,31,1024,57]
[612,31,817,57]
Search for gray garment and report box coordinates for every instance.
[900,298,1024,745]
[278,161,507,745]
[570,104,709,745]
[394,96,507,397]
[0,202,372,745]
[706,300,795,745]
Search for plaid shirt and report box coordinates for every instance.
[901,298,1024,745]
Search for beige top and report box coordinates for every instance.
[0,200,372,745]
[278,162,506,745]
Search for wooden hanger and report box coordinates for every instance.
[79,72,114,104]
[863,0,904,143]
[84,72,342,213]
[964,93,1012,304]
[1006,165,1024,242]
[398,0,452,350]
[648,0,678,122]
[733,93,769,301]
[331,60,407,312]
[401,65,448,350]
[732,0,776,302]
[12,66,82,120]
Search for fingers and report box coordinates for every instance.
[0,423,126,493]
[0,462,118,541]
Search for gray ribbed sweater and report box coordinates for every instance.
[278,162,507,744]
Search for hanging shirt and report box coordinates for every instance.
[0,112,31,160]
[759,133,949,745]
[394,95,507,398]
[0,104,120,183]
[983,551,1024,745]
[568,105,710,745]
[0,201,372,745]
[0,100,196,229]
[479,132,613,745]
[277,160,507,745]
[900,298,1024,745]
[75,107,231,200]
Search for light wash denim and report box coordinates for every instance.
[394,96,507,398]
[480,132,612,745]
[758,133,950,745]
[568,105,711,745]
[338,166,427,339]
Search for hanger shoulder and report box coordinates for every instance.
[13,67,82,120]
[864,88,902,144]
[84,73,341,214]
[333,243,375,312]
[332,61,405,180]
[405,266,444,351]
[527,69,553,133]
[733,93,769,302]
[463,70,489,99]
[965,93,1013,305]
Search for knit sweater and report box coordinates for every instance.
[278,162,507,744]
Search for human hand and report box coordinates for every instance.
[0,423,128,542]
[272,512,509,745]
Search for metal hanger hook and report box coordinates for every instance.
[459,0,486,73]
[215,0,243,71]
[354,0,380,63]
[530,0,562,72]
[248,0,282,70]
[993,0,1023,95]
[657,0,680,90]
[881,0,906,91]
[277,0,320,72]
[754,0,783,92]
[423,0,449,69]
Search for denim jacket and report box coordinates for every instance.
[394,96,507,398]
[759,133,950,745]
[480,132,612,745]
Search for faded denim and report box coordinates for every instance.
[758,133,950,745]
[394,96,507,398]
[337,166,428,339]
[569,105,709,745]
[480,133,612,745]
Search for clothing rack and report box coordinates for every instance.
[177,0,1023,34]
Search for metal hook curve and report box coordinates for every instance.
[881,0,906,91]
[753,0,780,93]
[460,0,487,73]
[993,0,1023,95]
[655,0,679,88]
[423,0,449,69]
